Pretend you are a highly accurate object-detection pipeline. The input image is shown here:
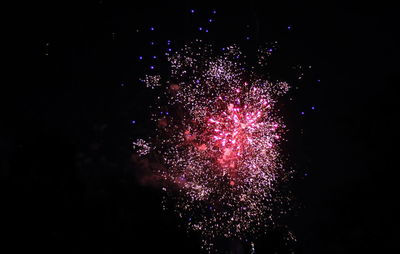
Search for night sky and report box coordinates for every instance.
[3,1,398,253]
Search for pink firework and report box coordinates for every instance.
[135,42,291,249]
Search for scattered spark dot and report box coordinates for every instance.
[140,74,161,88]
[132,139,151,156]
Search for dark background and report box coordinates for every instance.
[3,0,398,253]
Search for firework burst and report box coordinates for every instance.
[135,42,292,251]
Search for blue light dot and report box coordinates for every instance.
[131,120,136,124]
[311,106,315,110]
[205,29,209,33]
[209,19,213,22]
[150,41,155,45]
[190,9,195,13]
[138,56,143,60]
[288,25,292,30]
[150,27,154,31]
[150,66,154,70]
[199,27,203,31]
[168,48,172,52]
[165,112,169,115]
[152,56,157,59]
[301,111,305,115]
[212,10,216,14]
[317,79,321,82]
[246,36,250,40]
